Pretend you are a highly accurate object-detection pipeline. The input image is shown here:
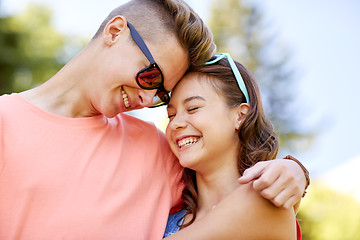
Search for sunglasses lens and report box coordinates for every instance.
[149,90,170,108]
[137,66,162,89]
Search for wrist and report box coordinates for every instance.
[283,155,310,197]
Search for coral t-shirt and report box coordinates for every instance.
[0,94,183,239]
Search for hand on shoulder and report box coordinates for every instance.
[214,182,297,240]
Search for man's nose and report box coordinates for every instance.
[138,89,157,108]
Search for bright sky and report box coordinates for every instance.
[2,0,360,178]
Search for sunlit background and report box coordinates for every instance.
[1,0,360,239]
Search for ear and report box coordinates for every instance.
[234,103,250,130]
[102,16,128,46]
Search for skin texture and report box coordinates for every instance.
[165,73,297,239]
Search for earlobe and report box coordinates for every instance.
[103,16,128,46]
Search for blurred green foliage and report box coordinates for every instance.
[298,182,360,240]
[0,3,85,94]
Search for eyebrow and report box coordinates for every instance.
[168,95,205,109]
[184,95,205,103]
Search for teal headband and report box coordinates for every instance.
[204,53,250,104]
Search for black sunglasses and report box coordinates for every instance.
[127,22,170,108]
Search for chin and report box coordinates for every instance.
[178,157,198,169]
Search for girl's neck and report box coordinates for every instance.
[195,163,241,219]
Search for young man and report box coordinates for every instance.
[0,0,309,239]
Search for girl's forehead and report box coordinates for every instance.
[169,75,222,105]
[172,75,206,96]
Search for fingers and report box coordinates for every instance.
[259,165,299,207]
[277,195,299,210]
[262,184,298,209]
[239,159,304,209]
[237,161,267,184]
[252,165,281,192]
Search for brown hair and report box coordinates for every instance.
[92,0,216,67]
[180,57,279,228]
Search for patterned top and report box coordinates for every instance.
[163,209,187,238]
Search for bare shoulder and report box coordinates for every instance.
[223,182,297,240]
[165,182,297,240]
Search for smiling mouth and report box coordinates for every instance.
[121,87,130,108]
[177,137,200,149]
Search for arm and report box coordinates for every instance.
[238,155,310,210]
[165,182,297,240]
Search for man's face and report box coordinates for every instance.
[121,36,189,110]
[91,32,189,118]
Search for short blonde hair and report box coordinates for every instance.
[93,0,216,67]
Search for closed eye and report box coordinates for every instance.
[167,114,176,120]
[188,107,199,112]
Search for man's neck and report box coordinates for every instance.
[19,69,95,118]
[19,43,103,119]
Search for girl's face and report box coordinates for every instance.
[166,73,244,174]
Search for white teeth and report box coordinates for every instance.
[177,137,199,148]
[121,89,130,108]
